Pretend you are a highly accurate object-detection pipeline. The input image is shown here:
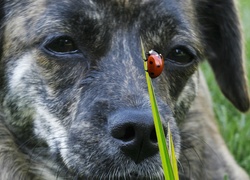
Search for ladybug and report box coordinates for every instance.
[146,50,164,78]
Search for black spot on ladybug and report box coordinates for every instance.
[150,61,153,64]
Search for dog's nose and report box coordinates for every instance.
[109,110,159,163]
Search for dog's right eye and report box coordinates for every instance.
[45,36,79,54]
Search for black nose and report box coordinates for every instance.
[109,110,159,163]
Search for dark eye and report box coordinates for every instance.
[166,48,193,65]
[45,36,79,54]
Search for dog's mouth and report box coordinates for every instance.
[79,169,164,180]
[68,161,165,180]
[58,145,165,179]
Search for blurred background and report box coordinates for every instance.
[201,0,250,174]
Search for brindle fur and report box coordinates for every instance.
[0,0,249,179]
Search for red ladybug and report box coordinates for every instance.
[146,50,164,78]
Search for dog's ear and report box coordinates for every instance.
[197,0,250,112]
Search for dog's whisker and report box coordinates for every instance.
[181,132,225,165]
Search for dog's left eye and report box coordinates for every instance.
[45,36,79,54]
[166,48,194,65]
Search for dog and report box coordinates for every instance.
[0,0,249,179]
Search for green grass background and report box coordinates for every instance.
[201,0,250,174]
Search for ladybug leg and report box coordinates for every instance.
[144,53,150,61]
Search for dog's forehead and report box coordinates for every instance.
[3,0,201,57]
[87,0,185,17]
[4,0,193,30]
[43,0,189,22]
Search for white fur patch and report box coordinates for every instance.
[9,54,34,90]
[34,105,68,157]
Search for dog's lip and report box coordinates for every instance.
[65,156,164,179]
[79,172,164,180]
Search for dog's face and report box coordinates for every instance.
[0,0,249,179]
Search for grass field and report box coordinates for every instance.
[201,0,250,174]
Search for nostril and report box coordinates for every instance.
[111,125,135,142]
[150,128,157,143]
[121,125,135,142]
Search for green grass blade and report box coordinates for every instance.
[168,123,179,180]
[140,38,175,180]
[146,73,174,180]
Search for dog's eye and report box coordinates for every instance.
[45,37,79,54]
[166,48,193,65]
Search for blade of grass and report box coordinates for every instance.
[168,123,179,180]
[140,38,175,180]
